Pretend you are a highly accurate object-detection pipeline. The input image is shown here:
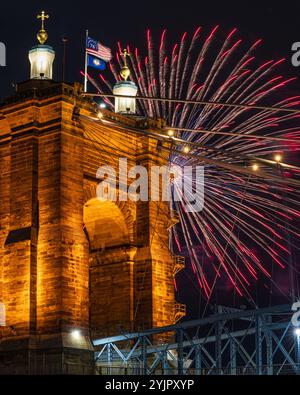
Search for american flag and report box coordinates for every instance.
[86,37,112,62]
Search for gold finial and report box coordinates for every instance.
[37,11,49,45]
[120,49,130,81]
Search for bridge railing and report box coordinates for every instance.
[93,304,300,376]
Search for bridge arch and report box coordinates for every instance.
[83,198,130,250]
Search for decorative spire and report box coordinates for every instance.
[29,11,55,80]
[37,11,49,45]
[120,49,130,81]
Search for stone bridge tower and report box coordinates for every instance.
[0,13,184,374]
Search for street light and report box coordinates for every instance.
[275,154,283,163]
[167,129,175,137]
[295,328,300,337]
[252,163,259,172]
[71,329,81,340]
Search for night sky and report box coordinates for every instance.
[1,0,300,317]
[1,0,300,98]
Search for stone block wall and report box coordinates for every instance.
[0,81,177,373]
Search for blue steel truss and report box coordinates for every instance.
[93,304,300,375]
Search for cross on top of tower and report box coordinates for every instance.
[121,49,129,67]
[36,11,49,45]
[37,11,49,29]
[120,49,130,81]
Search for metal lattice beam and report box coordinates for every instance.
[93,304,299,375]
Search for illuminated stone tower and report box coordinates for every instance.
[0,13,183,374]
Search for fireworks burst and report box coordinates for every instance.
[85,27,300,302]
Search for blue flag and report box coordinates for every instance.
[87,54,106,70]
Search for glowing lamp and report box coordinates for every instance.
[29,45,55,80]
[183,145,190,154]
[113,81,138,114]
[275,154,283,163]
[71,329,81,340]
[0,303,5,327]
[295,328,300,337]
[167,129,175,137]
[252,164,259,172]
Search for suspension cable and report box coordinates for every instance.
[82,92,300,115]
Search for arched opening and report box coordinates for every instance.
[83,199,130,250]
[83,198,134,338]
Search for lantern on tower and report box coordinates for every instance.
[113,49,138,114]
[28,11,55,80]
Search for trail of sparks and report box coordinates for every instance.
[88,27,300,302]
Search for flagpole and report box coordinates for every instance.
[84,29,88,92]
